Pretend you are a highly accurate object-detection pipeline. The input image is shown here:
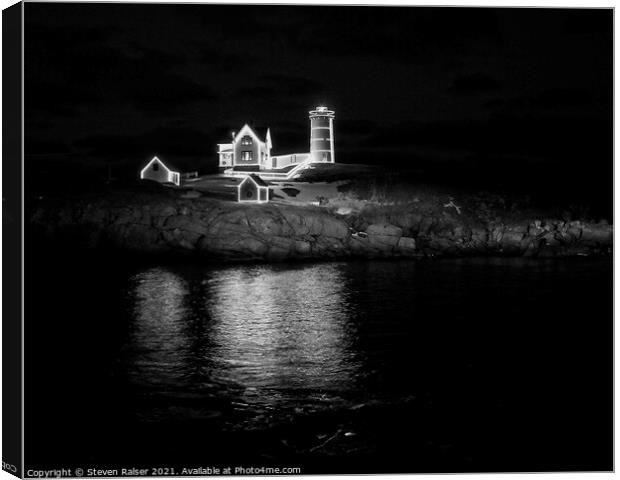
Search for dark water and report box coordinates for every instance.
[25,255,612,473]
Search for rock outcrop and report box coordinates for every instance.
[29,191,613,262]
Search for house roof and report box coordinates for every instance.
[142,156,181,174]
[265,128,272,149]
[234,124,267,145]
[240,174,269,188]
[250,174,269,187]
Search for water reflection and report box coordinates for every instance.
[127,268,191,388]
[207,264,359,399]
[126,263,360,412]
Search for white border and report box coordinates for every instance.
[2,3,616,480]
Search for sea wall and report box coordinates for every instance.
[29,192,613,261]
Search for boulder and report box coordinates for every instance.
[294,240,312,256]
[366,223,402,251]
[500,229,524,250]
[397,236,417,254]
[164,215,209,236]
[269,235,293,251]
[367,223,402,237]
[319,216,350,239]
[580,224,612,245]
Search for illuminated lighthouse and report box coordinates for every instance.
[309,106,335,163]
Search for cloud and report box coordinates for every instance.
[529,88,593,109]
[291,7,503,62]
[485,87,600,113]
[25,23,124,116]
[237,74,326,99]
[356,113,610,162]
[74,126,213,161]
[561,9,612,36]
[25,139,74,157]
[25,22,216,119]
[448,73,501,95]
[122,73,217,114]
[196,44,257,71]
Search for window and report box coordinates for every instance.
[153,163,159,171]
[322,153,328,161]
[241,151,253,162]
[241,135,253,146]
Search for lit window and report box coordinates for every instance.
[241,151,253,162]
[241,136,253,146]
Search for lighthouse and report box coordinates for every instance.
[309,106,335,163]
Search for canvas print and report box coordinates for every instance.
[4,2,614,477]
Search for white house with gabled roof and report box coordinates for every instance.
[140,156,181,186]
[218,124,272,171]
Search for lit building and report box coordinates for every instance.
[140,156,181,186]
[237,174,270,203]
[217,124,272,171]
[218,106,335,173]
[309,106,335,163]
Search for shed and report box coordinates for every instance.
[140,156,181,186]
[238,174,270,203]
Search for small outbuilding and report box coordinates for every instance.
[238,174,270,203]
[140,156,181,186]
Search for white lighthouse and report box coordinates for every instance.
[309,106,335,163]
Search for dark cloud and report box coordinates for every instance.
[561,9,613,36]
[448,73,501,95]
[485,87,602,114]
[237,74,326,99]
[25,23,124,116]
[74,126,213,161]
[25,139,74,157]
[356,113,611,163]
[195,44,257,71]
[123,73,217,114]
[290,7,503,62]
[191,6,504,64]
[529,88,593,109]
[25,21,216,119]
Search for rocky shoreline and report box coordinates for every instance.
[29,190,613,262]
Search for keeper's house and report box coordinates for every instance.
[218,124,273,171]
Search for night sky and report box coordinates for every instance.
[25,4,612,211]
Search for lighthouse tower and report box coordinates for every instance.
[309,106,335,163]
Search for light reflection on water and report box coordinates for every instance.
[129,268,191,388]
[208,265,359,395]
[123,257,612,432]
[127,263,361,413]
